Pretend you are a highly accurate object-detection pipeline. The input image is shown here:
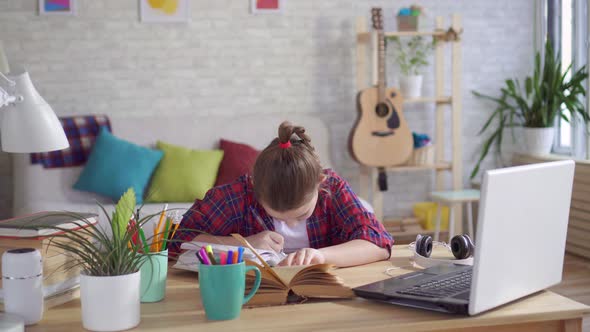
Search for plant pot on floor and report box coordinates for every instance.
[400,75,423,98]
[523,127,555,155]
[80,271,141,332]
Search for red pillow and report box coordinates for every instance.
[214,139,260,186]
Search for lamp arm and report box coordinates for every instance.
[0,71,22,108]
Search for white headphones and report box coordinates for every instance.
[409,234,474,269]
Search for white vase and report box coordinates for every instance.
[523,127,555,156]
[400,75,423,98]
[80,271,141,332]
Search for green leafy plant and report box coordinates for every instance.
[386,36,435,76]
[471,39,589,179]
[36,188,164,276]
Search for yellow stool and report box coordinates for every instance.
[430,189,480,241]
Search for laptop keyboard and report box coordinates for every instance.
[398,269,472,298]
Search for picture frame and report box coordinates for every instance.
[250,0,283,14]
[140,0,190,23]
[39,0,76,16]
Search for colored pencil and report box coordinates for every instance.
[138,228,149,253]
[161,217,172,251]
[152,204,168,251]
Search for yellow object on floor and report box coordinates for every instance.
[413,202,449,231]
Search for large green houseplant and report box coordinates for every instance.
[471,39,589,179]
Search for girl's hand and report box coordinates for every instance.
[278,248,326,266]
[246,231,284,253]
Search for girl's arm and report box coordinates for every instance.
[319,239,389,267]
[324,170,394,258]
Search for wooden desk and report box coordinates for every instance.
[28,245,589,332]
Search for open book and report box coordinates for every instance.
[244,261,355,306]
[172,241,288,271]
[234,233,353,306]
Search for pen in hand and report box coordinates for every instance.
[250,207,286,257]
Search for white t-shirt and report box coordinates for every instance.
[272,218,310,253]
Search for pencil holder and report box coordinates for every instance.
[139,249,168,303]
[199,262,261,320]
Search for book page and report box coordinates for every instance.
[287,264,354,299]
[244,260,290,306]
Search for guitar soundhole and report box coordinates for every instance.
[375,103,389,118]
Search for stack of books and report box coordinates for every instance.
[0,211,98,310]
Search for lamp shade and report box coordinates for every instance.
[1,67,68,153]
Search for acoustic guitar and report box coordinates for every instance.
[349,7,413,168]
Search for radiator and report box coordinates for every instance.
[512,153,590,259]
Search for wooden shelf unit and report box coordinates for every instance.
[405,96,452,104]
[384,163,452,172]
[355,14,464,235]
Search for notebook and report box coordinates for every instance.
[0,212,98,238]
[172,241,288,272]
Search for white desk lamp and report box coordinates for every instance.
[0,42,68,153]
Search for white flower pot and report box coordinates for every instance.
[523,127,555,156]
[80,271,141,332]
[400,75,423,98]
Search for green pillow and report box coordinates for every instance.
[145,141,224,202]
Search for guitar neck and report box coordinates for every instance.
[377,30,386,103]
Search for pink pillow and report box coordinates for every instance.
[214,139,260,186]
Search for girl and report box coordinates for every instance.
[169,121,393,267]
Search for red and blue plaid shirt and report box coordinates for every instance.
[169,169,393,257]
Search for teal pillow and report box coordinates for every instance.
[73,128,163,204]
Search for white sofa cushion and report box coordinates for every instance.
[13,113,334,230]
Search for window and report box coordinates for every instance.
[545,0,588,158]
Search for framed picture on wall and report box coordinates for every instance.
[140,0,190,23]
[39,0,76,16]
[250,0,283,14]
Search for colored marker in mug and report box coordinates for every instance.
[227,251,234,265]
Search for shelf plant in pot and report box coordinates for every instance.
[386,35,434,98]
[38,188,163,332]
[471,39,588,179]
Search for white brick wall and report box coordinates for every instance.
[0,0,535,218]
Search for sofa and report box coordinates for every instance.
[13,113,335,233]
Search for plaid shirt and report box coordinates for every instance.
[169,169,393,257]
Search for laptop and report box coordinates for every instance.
[353,160,575,315]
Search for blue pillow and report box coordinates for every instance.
[73,128,163,204]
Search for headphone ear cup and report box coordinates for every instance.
[415,234,433,258]
[451,234,474,259]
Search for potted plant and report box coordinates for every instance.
[39,188,161,331]
[386,35,434,98]
[471,39,588,179]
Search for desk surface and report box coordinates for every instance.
[28,245,589,332]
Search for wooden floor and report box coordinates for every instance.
[549,253,590,331]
